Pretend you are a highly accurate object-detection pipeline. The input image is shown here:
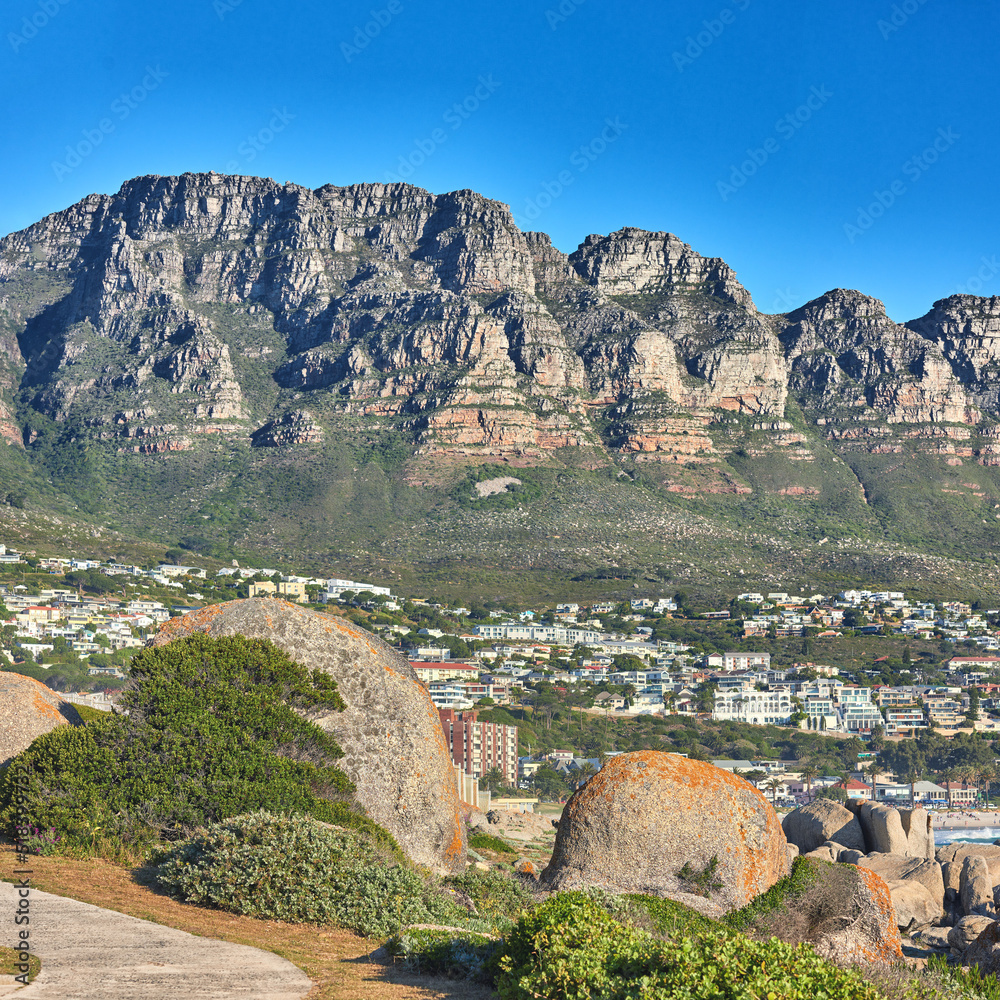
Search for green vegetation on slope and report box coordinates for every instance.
[0,635,392,856]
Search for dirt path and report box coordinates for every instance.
[1,848,495,1000]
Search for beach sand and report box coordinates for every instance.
[932,809,1000,831]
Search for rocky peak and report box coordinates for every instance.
[569,227,755,310]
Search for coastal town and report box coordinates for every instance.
[4,540,1000,819]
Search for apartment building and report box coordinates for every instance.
[438,708,519,785]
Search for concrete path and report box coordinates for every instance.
[0,881,314,1000]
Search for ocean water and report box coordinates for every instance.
[934,826,1000,846]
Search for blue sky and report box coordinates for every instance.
[4,0,997,321]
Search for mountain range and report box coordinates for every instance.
[2,172,999,600]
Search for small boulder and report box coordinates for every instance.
[514,859,539,882]
[804,841,846,864]
[735,858,902,965]
[913,926,951,951]
[539,751,789,913]
[782,799,866,854]
[840,849,866,865]
[964,920,1000,973]
[960,856,994,916]
[885,879,939,931]
[467,808,489,830]
[858,802,910,854]
[942,861,961,893]
[948,915,995,953]
[807,862,903,965]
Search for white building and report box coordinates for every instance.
[712,688,793,726]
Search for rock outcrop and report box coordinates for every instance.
[960,855,995,916]
[782,800,866,855]
[949,915,995,953]
[540,752,788,914]
[7,172,1000,579]
[854,855,945,912]
[152,598,465,872]
[0,674,81,765]
[937,843,1000,883]
[963,920,1000,973]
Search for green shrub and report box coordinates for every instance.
[154,811,459,938]
[494,892,880,1000]
[723,854,819,933]
[467,830,516,855]
[385,927,500,980]
[0,635,355,851]
[622,892,720,939]
[445,867,532,927]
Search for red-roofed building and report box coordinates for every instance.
[835,778,873,801]
[410,661,480,684]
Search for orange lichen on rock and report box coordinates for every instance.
[542,751,788,913]
[856,866,904,961]
[0,673,79,765]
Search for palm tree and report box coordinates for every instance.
[765,778,783,805]
[959,765,977,808]
[979,765,996,807]
[799,764,820,802]
[864,760,883,804]
[902,768,919,809]
[942,767,958,810]
[575,761,596,789]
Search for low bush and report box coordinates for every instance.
[467,830,516,855]
[723,854,819,933]
[444,867,532,927]
[153,811,459,938]
[494,892,880,1000]
[0,635,359,853]
[385,927,501,980]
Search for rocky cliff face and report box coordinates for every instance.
[4,172,999,465]
[5,172,1000,573]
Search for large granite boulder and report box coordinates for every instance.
[858,802,910,854]
[782,799,865,855]
[0,673,81,764]
[899,807,935,859]
[854,855,945,913]
[153,599,465,872]
[539,752,789,914]
[938,843,1000,884]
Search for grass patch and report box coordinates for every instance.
[468,831,516,856]
[0,945,40,983]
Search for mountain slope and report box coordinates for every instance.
[2,172,1000,599]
